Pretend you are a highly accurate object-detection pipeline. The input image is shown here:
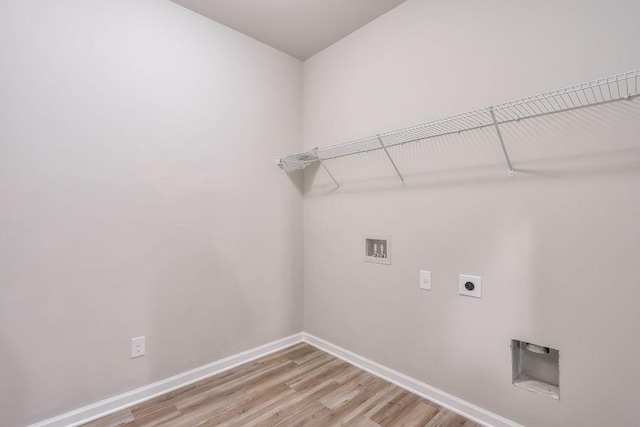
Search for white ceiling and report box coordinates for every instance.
[170,0,408,60]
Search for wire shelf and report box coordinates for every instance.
[276,69,639,177]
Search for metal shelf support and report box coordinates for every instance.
[489,106,515,177]
[377,136,405,185]
[313,148,340,189]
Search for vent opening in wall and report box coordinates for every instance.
[511,339,560,400]
[363,235,390,265]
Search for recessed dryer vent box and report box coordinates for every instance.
[511,339,560,400]
[363,235,390,265]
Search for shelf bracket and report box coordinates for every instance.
[377,136,405,185]
[489,106,515,177]
[313,148,340,189]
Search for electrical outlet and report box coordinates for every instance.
[459,274,481,298]
[131,336,145,358]
[420,270,431,290]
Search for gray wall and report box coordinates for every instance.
[302,0,640,426]
[0,1,303,425]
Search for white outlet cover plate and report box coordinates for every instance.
[459,274,481,298]
[420,270,431,290]
[131,336,146,358]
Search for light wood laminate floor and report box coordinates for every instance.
[83,343,481,427]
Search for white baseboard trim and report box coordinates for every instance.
[29,333,304,427]
[302,332,522,427]
[30,332,520,427]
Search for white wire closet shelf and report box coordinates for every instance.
[275,69,639,187]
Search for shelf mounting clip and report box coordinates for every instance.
[377,135,405,185]
[489,106,515,177]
